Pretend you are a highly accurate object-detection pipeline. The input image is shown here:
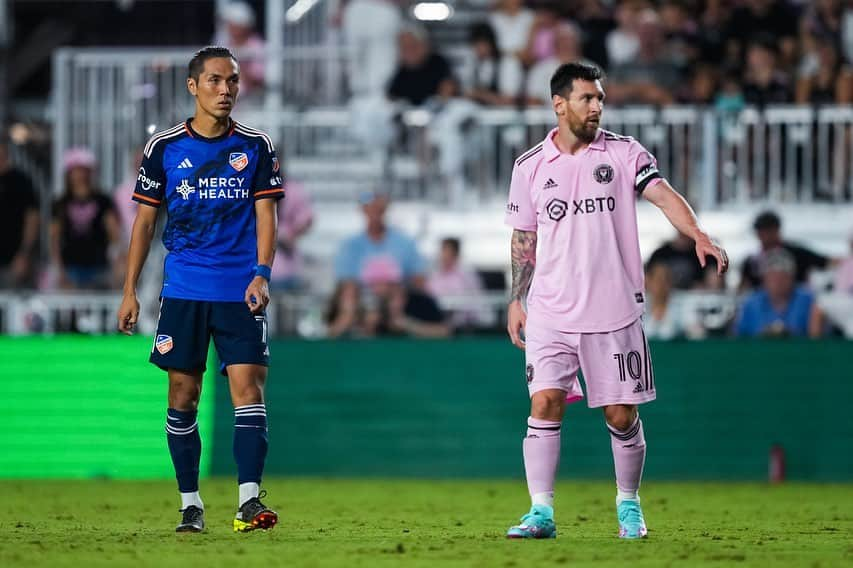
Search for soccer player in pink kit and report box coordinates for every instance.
[504,62,728,539]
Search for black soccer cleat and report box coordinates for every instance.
[176,505,205,533]
[233,490,278,532]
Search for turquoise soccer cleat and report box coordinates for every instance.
[617,499,648,539]
[506,504,557,539]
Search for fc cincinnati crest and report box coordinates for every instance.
[155,334,173,355]
[229,152,249,172]
[594,163,614,184]
[526,364,535,384]
[271,156,280,173]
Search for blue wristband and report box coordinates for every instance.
[254,264,272,281]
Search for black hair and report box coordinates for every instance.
[188,46,238,81]
[441,237,461,256]
[550,62,603,98]
[753,210,781,231]
[468,22,498,57]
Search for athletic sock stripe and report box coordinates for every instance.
[166,421,198,431]
[235,404,266,409]
[528,424,561,431]
[608,419,641,441]
[234,424,267,428]
[234,413,267,418]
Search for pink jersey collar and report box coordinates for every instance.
[543,127,605,161]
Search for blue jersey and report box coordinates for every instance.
[133,120,284,301]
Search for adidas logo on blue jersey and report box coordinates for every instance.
[177,157,194,169]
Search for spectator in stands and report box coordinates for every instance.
[387,26,457,107]
[342,0,402,97]
[522,3,561,65]
[324,281,364,338]
[658,0,700,68]
[740,211,832,291]
[213,1,265,98]
[328,190,427,336]
[489,0,535,60]
[462,22,523,106]
[800,0,843,54]
[427,237,487,330]
[0,141,39,289]
[724,0,799,70]
[796,35,853,104]
[360,261,450,338]
[49,148,121,290]
[270,178,314,290]
[525,21,587,106]
[643,262,683,340]
[680,64,718,104]
[605,9,682,105]
[646,232,704,290]
[604,0,646,68]
[834,231,853,293]
[741,37,793,106]
[574,0,615,68]
[735,248,819,337]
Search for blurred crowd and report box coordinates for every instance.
[3,0,853,339]
[335,0,853,110]
[2,137,852,340]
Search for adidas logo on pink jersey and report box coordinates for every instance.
[543,178,558,190]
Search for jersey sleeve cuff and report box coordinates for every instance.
[132,193,162,207]
[504,219,537,231]
[253,188,285,200]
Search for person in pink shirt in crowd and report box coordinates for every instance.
[270,179,314,290]
[503,62,728,540]
[427,237,487,330]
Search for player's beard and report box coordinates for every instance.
[569,114,599,143]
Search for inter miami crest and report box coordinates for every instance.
[594,163,614,184]
[229,152,249,172]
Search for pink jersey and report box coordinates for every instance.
[504,127,663,332]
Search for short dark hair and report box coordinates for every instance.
[441,237,461,256]
[188,46,237,81]
[550,62,603,98]
[753,210,781,231]
[469,22,497,52]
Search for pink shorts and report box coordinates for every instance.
[524,317,656,408]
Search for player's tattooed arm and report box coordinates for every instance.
[510,229,537,301]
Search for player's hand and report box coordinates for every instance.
[695,233,729,275]
[117,293,140,335]
[507,299,527,350]
[245,276,270,314]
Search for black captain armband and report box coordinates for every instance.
[635,164,662,194]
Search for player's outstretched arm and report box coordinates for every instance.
[244,198,278,314]
[507,229,537,349]
[118,204,158,334]
[642,181,729,275]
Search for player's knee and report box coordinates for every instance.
[530,390,565,421]
[231,379,265,406]
[604,405,637,432]
[168,383,201,411]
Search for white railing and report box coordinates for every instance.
[52,47,853,209]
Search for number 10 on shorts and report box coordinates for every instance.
[612,351,642,383]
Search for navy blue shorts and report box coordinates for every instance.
[150,298,269,376]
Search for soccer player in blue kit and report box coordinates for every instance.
[118,47,284,533]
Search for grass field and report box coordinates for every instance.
[1,479,851,567]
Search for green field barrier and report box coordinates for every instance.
[211,339,852,481]
[0,336,215,479]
